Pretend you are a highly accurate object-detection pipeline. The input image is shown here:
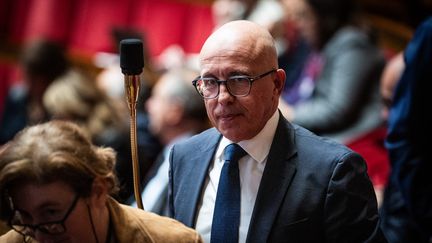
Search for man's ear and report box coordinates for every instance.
[274,69,286,95]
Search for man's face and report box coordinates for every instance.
[199,21,285,142]
[200,54,283,142]
[282,0,318,47]
[145,79,171,137]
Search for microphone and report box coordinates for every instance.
[120,39,144,210]
[120,39,144,111]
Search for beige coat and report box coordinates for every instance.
[0,197,202,243]
[0,221,9,236]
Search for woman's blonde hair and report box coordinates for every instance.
[0,120,119,220]
[42,69,128,140]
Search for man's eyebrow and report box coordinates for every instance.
[200,74,217,79]
[201,71,248,79]
[228,71,248,76]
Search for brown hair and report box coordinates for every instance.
[0,120,119,220]
[306,0,360,49]
[20,39,69,83]
[43,69,128,141]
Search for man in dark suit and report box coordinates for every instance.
[168,20,385,243]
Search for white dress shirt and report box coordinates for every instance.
[195,111,279,243]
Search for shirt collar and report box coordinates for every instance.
[217,110,279,164]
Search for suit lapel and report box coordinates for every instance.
[246,114,298,243]
[175,128,221,227]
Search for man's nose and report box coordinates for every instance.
[217,83,234,103]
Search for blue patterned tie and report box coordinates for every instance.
[211,143,247,243]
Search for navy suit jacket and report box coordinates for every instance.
[382,17,432,242]
[169,113,386,242]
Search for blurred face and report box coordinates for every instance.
[380,53,404,120]
[8,182,97,243]
[145,78,172,138]
[282,0,318,47]
[199,23,285,142]
[212,0,246,28]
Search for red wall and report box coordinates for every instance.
[0,0,215,117]
[0,0,214,57]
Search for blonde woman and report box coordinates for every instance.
[0,121,202,243]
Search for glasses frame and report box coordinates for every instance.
[8,194,80,238]
[192,69,276,99]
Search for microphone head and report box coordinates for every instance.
[120,39,144,75]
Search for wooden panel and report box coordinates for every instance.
[363,13,414,54]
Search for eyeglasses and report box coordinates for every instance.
[192,69,276,99]
[8,194,80,238]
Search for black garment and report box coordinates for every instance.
[126,149,169,216]
[278,37,311,90]
[114,111,162,203]
[381,16,432,243]
[0,86,49,145]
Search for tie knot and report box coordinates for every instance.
[224,143,247,162]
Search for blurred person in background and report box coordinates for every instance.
[42,69,135,203]
[129,67,208,215]
[279,0,385,144]
[211,0,284,31]
[0,120,203,242]
[212,0,311,90]
[0,39,69,145]
[347,52,404,207]
[156,0,287,74]
[276,1,313,99]
[212,0,315,101]
[379,52,404,121]
[381,16,432,243]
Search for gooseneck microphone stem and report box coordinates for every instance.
[120,39,144,210]
[125,75,143,210]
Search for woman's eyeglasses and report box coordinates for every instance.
[8,194,80,239]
